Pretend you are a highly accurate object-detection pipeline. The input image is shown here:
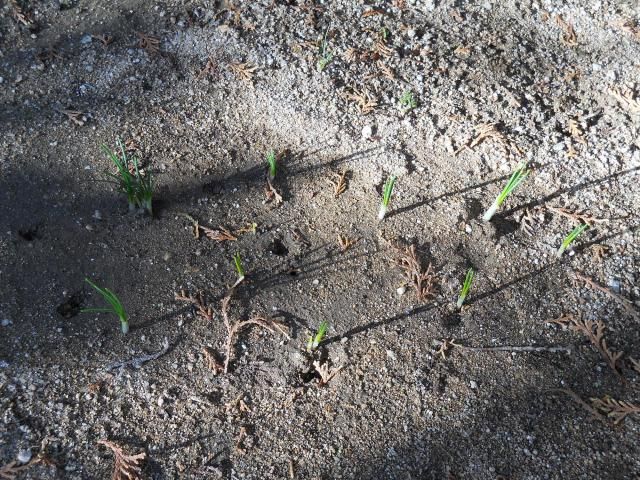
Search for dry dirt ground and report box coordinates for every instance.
[1,0,640,479]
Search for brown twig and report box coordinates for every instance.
[434,339,572,357]
[573,272,640,321]
[337,235,358,252]
[547,314,624,380]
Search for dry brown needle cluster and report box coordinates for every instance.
[394,244,437,301]
[228,62,258,84]
[98,440,146,480]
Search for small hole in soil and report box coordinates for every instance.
[442,312,462,328]
[286,267,299,276]
[492,216,519,237]
[300,367,321,384]
[18,227,39,241]
[57,292,84,318]
[269,238,289,256]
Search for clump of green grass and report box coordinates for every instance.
[232,252,245,287]
[482,163,530,221]
[81,278,129,334]
[557,223,589,258]
[266,150,277,181]
[307,321,328,352]
[317,31,334,72]
[101,138,153,215]
[399,90,418,110]
[378,175,397,220]
[456,268,475,309]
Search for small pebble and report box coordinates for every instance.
[397,286,406,296]
[17,450,32,464]
[312,279,320,286]
[163,252,172,261]
[92,210,102,220]
[80,34,92,44]
[362,125,374,139]
[470,380,478,389]
[1,319,11,327]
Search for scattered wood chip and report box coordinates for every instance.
[591,396,640,425]
[97,440,146,480]
[547,314,624,380]
[136,32,160,55]
[454,45,471,56]
[313,360,344,386]
[202,225,237,242]
[362,9,386,18]
[229,62,258,84]
[555,15,577,46]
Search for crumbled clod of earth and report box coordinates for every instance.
[2,1,640,479]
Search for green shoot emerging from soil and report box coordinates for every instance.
[557,223,589,258]
[317,31,334,72]
[307,321,329,352]
[101,138,153,215]
[81,278,129,334]
[232,252,245,287]
[266,150,277,180]
[482,163,529,221]
[456,268,475,309]
[378,175,397,220]
[399,90,418,110]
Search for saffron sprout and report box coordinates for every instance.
[557,223,589,258]
[81,278,129,334]
[482,163,530,221]
[456,268,475,309]
[266,150,277,181]
[101,138,154,215]
[317,30,333,72]
[232,252,245,287]
[307,321,329,352]
[378,175,397,220]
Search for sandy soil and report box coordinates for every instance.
[1,0,640,478]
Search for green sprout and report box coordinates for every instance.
[317,31,334,72]
[232,252,245,287]
[482,163,530,221]
[101,138,153,216]
[266,150,277,180]
[456,268,475,309]
[399,90,418,111]
[307,321,329,352]
[81,278,129,334]
[378,175,397,220]
[557,223,589,258]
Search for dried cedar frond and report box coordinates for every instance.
[228,62,258,84]
[327,170,349,197]
[61,109,87,126]
[97,440,146,480]
[203,347,224,375]
[567,118,587,145]
[337,235,357,252]
[313,360,343,386]
[175,290,215,321]
[394,244,438,301]
[345,88,378,115]
[265,180,283,205]
[547,314,623,379]
[608,86,640,114]
[201,225,237,242]
[555,15,577,46]
[591,396,640,425]
[136,32,160,55]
